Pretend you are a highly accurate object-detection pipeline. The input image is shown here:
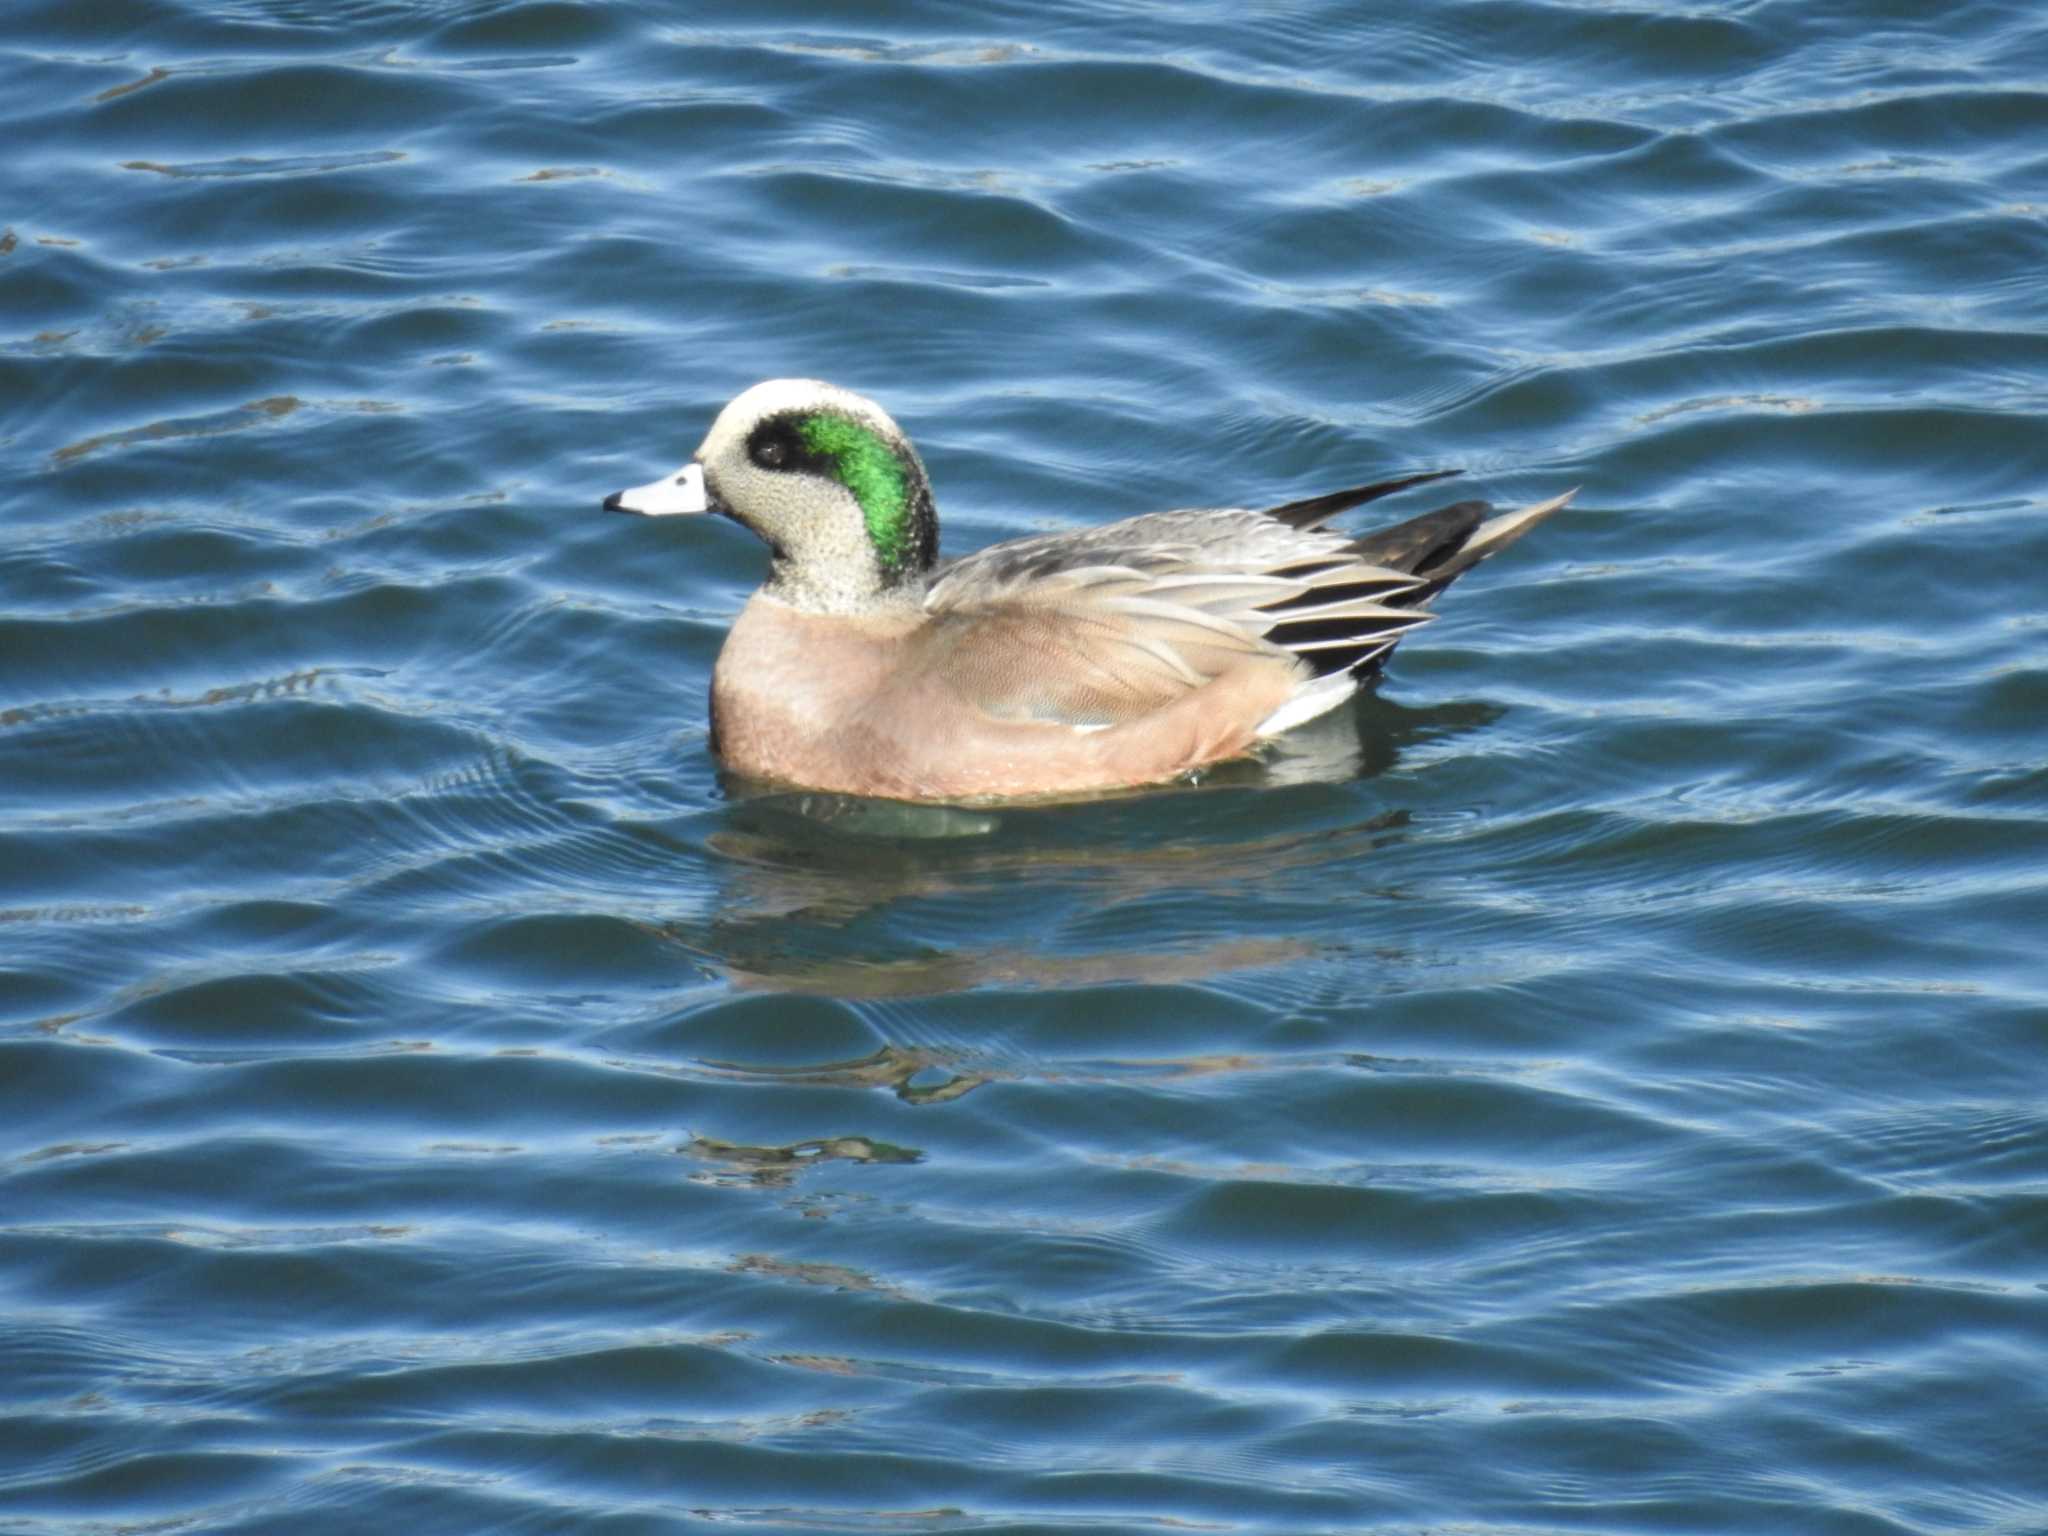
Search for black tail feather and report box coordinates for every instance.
[1345,500,1492,577]
[1260,468,1462,531]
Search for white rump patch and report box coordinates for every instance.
[1254,671,1358,738]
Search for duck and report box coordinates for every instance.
[603,379,1571,802]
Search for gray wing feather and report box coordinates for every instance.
[921,486,1573,726]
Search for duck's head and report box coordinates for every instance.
[604,379,939,613]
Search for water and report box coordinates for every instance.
[4,1,2047,1531]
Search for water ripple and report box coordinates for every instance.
[4,0,2046,1531]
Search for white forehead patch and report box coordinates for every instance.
[700,378,905,457]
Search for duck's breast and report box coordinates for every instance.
[708,594,918,789]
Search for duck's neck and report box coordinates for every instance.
[760,552,932,618]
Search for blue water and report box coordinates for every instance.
[5,2,2048,1531]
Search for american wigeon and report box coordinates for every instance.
[604,380,1572,802]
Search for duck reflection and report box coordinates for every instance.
[657,694,1501,998]
[682,1132,921,1187]
[690,1043,987,1105]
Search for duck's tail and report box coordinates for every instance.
[1249,487,1576,739]
[1277,487,1576,687]
[1348,489,1576,611]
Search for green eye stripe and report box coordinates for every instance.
[798,412,912,570]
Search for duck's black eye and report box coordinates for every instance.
[752,436,787,469]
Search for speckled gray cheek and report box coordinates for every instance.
[694,393,938,618]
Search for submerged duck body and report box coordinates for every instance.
[604,380,1571,802]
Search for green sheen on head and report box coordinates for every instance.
[799,412,916,573]
[690,380,941,613]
